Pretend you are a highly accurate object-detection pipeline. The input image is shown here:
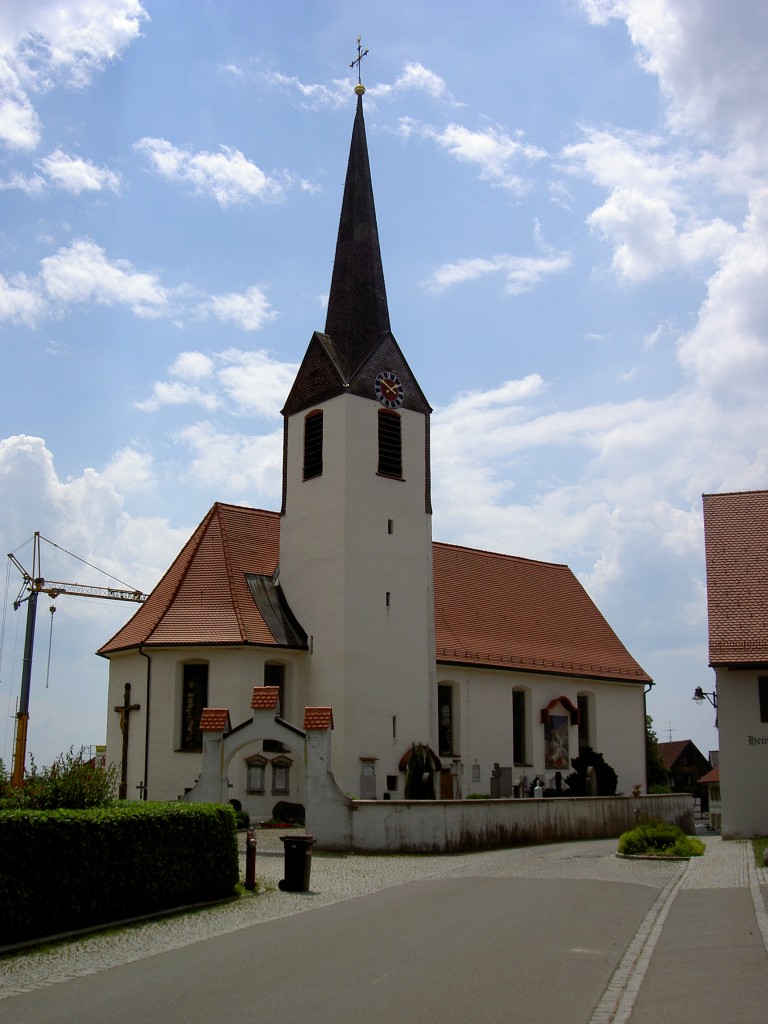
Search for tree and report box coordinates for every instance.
[645,715,669,791]
[565,747,618,796]
[404,743,437,799]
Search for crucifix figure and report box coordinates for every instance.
[114,682,140,800]
[349,35,369,85]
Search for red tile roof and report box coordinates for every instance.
[199,708,231,732]
[698,766,720,785]
[99,503,281,654]
[99,503,649,684]
[304,707,334,731]
[251,686,280,711]
[433,542,650,683]
[703,490,768,666]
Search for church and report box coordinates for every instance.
[100,78,650,817]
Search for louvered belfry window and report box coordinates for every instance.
[378,409,402,478]
[303,410,323,480]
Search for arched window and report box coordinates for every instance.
[378,409,402,478]
[303,410,323,480]
[512,688,530,766]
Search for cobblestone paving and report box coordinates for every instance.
[0,832,763,1002]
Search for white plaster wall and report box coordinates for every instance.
[436,666,647,797]
[105,645,309,806]
[716,667,768,837]
[280,393,435,796]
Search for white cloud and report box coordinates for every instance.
[135,137,284,206]
[135,348,298,419]
[0,1,147,151]
[0,271,45,325]
[259,71,350,110]
[401,118,545,193]
[425,250,570,296]
[36,149,121,193]
[371,62,458,105]
[40,238,171,317]
[174,420,283,498]
[200,284,278,331]
[584,0,768,150]
[216,348,298,417]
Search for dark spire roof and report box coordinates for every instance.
[282,89,430,418]
[324,92,391,379]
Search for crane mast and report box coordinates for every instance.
[7,532,147,787]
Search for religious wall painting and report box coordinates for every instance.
[545,714,570,770]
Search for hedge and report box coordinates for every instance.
[0,802,239,945]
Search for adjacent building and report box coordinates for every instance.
[703,489,768,837]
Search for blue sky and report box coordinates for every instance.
[2,0,766,770]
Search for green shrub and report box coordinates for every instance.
[0,749,118,810]
[618,821,705,858]
[0,802,239,945]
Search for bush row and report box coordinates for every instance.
[0,802,239,945]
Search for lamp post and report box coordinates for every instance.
[692,686,718,725]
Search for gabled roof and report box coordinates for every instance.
[657,739,710,772]
[703,489,768,666]
[100,503,649,686]
[98,503,299,655]
[433,542,650,683]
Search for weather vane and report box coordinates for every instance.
[350,35,369,92]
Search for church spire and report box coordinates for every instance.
[323,79,391,378]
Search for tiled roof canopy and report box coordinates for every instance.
[99,503,287,654]
[703,489,768,666]
[100,503,649,684]
[434,542,650,683]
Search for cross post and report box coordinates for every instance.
[114,682,141,799]
[349,35,369,85]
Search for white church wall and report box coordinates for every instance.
[105,644,310,804]
[436,665,646,797]
[716,667,768,837]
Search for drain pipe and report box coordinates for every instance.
[139,646,152,800]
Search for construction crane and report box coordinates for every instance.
[7,532,147,787]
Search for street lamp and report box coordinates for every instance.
[692,686,717,708]
[692,686,718,726]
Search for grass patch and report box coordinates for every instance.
[752,837,768,867]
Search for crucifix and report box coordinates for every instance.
[349,35,369,85]
[114,682,140,799]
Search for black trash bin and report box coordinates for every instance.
[278,834,315,892]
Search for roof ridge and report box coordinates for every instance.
[433,539,569,570]
[215,503,248,642]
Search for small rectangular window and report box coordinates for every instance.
[387,519,394,534]
[759,677,768,722]
[303,411,323,480]
[378,410,402,478]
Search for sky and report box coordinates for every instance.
[2,0,765,772]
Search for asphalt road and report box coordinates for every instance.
[1,876,654,1024]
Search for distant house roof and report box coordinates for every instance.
[99,502,650,685]
[699,766,720,785]
[658,739,710,772]
[703,490,768,666]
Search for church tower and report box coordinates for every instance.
[279,77,436,797]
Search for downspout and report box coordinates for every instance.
[139,646,151,801]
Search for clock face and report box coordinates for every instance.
[374,370,404,409]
